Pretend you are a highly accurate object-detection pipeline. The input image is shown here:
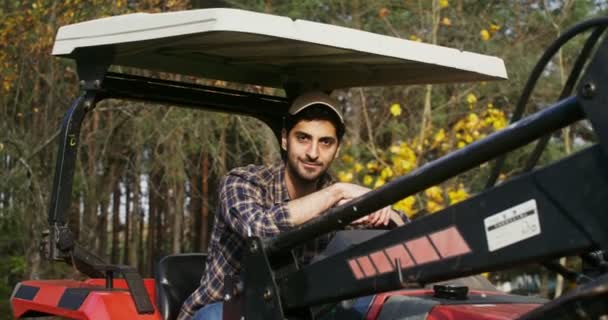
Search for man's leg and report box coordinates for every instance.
[193,302,223,320]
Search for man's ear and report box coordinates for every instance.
[281,129,287,151]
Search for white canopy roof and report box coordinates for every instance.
[52,8,507,90]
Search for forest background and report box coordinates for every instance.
[2,0,607,317]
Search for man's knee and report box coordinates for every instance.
[193,302,223,320]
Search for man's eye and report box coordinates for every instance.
[297,135,309,141]
[320,139,334,146]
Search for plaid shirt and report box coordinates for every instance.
[178,161,334,319]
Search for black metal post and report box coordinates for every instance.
[47,92,96,226]
[266,96,584,255]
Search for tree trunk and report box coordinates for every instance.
[123,174,131,265]
[98,199,109,259]
[201,154,210,251]
[190,153,202,252]
[129,152,141,271]
[157,180,166,256]
[111,177,121,264]
[172,180,184,254]
[147,171,158,275]
[84,113,100,253]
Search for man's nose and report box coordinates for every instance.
[306,141,319,160]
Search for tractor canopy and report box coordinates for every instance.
[52,8,507,92]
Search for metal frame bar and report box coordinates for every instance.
[47,73,290,241]
[47,92,96,226]
[101,72,289,138]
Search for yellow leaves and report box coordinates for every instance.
[425,186,444,203]
[337,171,353,183]
[366,161,379,172]
[484,108,507,130]
[394,196,417,217]
[409,35,422,42]
[466,93,478,106]
[378,7,390,18]
[390,103,402,117]
[480,23,500,42]
[439,0,449,9]
[441,17,452,26]
[341,154,354,164]
[0,142,4,152]
[2,79,11,93]
[393,158,414,175]
[480,29,491,41]
[424,186,447,213]
[354,162,364,173]
[426,200,444,213]
[448,185,469,204]
[380,167,393,179]
[467,113,480,126]
[433,129,446,144]
[333,98,508,220]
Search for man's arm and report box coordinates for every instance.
[221,175,406,238]
[285,183,345,226]
[287,182,404,227]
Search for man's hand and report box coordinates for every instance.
[334,183,392,227]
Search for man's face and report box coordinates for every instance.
[282,119,340,183]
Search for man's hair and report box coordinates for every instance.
[284,104,345,142]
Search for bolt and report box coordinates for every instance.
[263,288,273,300]
[79,80,86,87]
[224,293,232,302]
[581,82,596,99]
[84,100,92,110]
[94,79,102,88]
[234,281,244,295]
[250,241,258,253]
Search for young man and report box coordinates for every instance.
[179,91,404,320]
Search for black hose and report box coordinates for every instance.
[523,26,607,172]
[485,18,608,189]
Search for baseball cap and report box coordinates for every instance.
[287,91,344,124]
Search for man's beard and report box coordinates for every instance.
[286,155,327,184]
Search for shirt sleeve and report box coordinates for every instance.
[219,173,293,238]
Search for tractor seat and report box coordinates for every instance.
[155,253,207,320]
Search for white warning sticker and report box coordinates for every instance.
[484,199,541,252]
